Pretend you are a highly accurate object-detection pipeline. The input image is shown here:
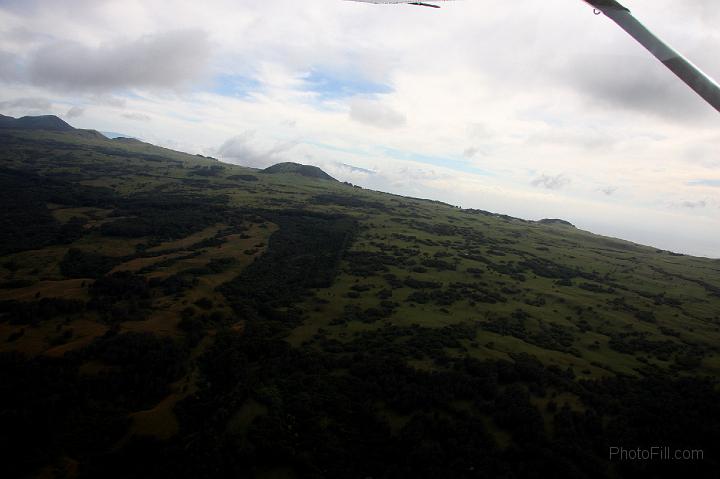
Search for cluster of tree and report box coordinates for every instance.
[481,310,578,355]
[458,252,527,281]
[368,240,422,259]
[178,306,228,347]
[0,330,189,478]
[344,250,409,277]
[311,193,390,212]
[227,174,259,182]
[530,320,579,355]
[135,251,202,276]
[0,279,35,289]
[60,248,123,279]
[188,165,225,177]
[402,219,465,237]
[80,330,188,408]
[608,331,683,361]
[391,232,438,247]
[579,282,615,294]
[420,257,457,271]
[64,321,720,479]
[100,194,234,241]
[219,211,357,329]
[179,257,238,278]
[0,297,85,326]
[91,146,182,165]
[0,168,113,255]
[404,280,507,307]
[519,257,591,281]
[404,277,442,289]
[330,302,398,326]
[89,272,151,322]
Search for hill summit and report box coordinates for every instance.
[538,218,576,228]
[0,114,75,132]
[262,162,336,181]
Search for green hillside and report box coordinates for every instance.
[1,119,719,478]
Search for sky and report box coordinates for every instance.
[0,0,719,257]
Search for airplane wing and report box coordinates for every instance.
[346,0,455,8]
[584,0,720,113]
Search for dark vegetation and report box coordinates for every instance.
[0,298,85,325]
[228,174,259,182]
[100,194,233,241]
[312,193,389,211]
[0,332,188,478]
[65,328,720,479]
[0,121,719,478]
[0,168,114,255]
[60,248,122,279]
[219,211,356,324]
[89,272,152,322]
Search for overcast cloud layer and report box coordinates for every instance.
[0,0,718,257]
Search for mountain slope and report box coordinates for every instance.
[0,122,719,478]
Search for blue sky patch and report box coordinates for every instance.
[302,69,392,100]
[209,74,261,99]
[689,179,720,187]
[304,139,371,157]
[381,147,493,177]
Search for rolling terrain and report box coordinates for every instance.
[1,116,719,478]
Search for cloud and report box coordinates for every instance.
[531,174,571,190]
[26,30,211,92]
[122,112,151,121]
[66,106,84,118]
[463,146,481,158]
[0,97,52,111]
[91,95,127,108]
[217,132,299,169]
[601,186,618,196]
[0,51,21,82]
[680,200,707,209]
[321,162,377,184]
[337,163,375,175]
[349,99,406,129]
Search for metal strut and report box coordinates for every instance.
[584,0,720,113]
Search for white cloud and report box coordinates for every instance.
[122,112,151,121]
[65,105,84,118]
[26,30,211,92]
[679,200,707,209]
[217,131,300,169]
[600,186,618,196]
[0,96,51,111]
[349,99,406,129]
[531,174,571,190]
